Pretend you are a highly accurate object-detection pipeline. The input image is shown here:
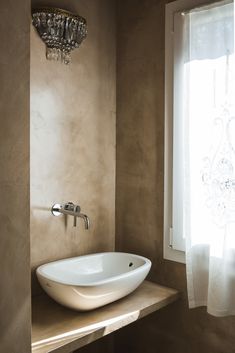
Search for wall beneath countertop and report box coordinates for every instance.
[0,0,31,352]
[115,0,235,352]
[30,0,116,294]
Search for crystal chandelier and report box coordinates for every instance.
[32,8,87,65]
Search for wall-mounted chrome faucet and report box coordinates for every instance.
[51,202,90,229]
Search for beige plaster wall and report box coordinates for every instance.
[75,335,114,353]
[0,1,31,352]
[30,0,116,294]
[115,0,235,352]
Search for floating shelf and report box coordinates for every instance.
[32,280,179,353]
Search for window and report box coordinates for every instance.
[164,0,234,263]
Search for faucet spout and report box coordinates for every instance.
[77,213,90,230]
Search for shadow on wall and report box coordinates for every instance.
[32,0,79,13]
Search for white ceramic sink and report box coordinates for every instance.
[36,252,151,311]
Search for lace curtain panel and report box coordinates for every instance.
[174,0,235,316]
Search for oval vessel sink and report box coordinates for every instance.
[36,252,151,311]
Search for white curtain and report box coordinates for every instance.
[177,0,235,316]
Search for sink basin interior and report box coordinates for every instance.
[38,252,150,285]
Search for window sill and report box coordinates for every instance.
[164,244,186,264]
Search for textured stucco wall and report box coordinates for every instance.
[30,0,116,295]
[115,1,235,352]
[0,1,31,352]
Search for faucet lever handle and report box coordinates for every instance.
[64,202,75,211]
[73,205,81,227]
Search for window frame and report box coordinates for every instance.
[164,0,218,263]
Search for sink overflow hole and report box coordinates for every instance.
[129,262,133,267]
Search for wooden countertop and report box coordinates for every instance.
[32,280,179,353]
